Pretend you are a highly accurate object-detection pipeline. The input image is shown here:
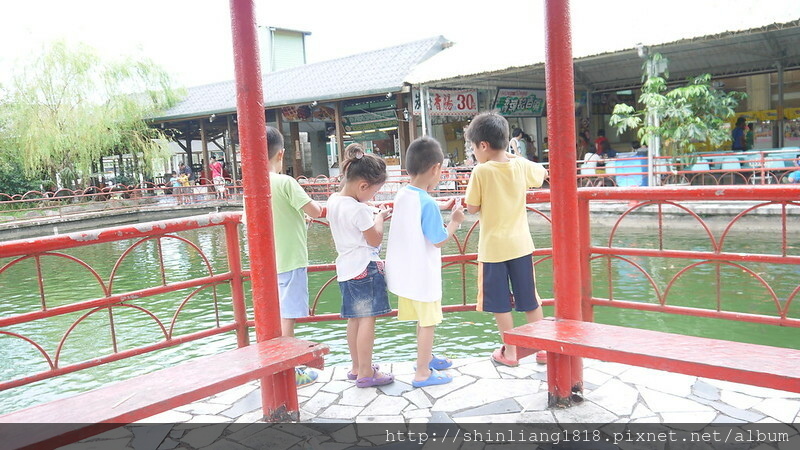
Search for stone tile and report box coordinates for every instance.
[186,414,233,423]
[403,408,432,420]
[86,427,133,441]
[297,380,325,397]
[232,409,264,425]
[403,388,433,409]
[131,424,172,450]
[496,364,536,379]
[590,361,632,376]
[302,391,339,415]
[631,402,656,420]
[360,394,410,416]
[618,367,695,397]
[552,400,618,423]
[202,439,252,450]
[752,398,800,423]
[779,436,800,450]
[61,438,133,450]
[692,380,720,401]
[428,411,455,423]
[318,404,365,420]
[174,401,228,415]
[422,374,476,399]
[432,379,538,412]
[388,361,416,375]
[639,387,715,414]
[220,389,262,419]
[458,359,500,379]
[447,356,484,369]
[180,423,227,448]
[516,390,548,411]
[339,385,379,406]
[583,367,615,386]
[720,390,762,410]
[320,380,353,394]
[408,418,430,424]
[518,410,557,423]
[330,366,352,381]
[356,414,405,423]
[452,412,525,423]
[660,411,718,423]
[452,398,522,418]
[157,437,180,450]
[711,414,747,424]
[377,379,414,396]
[210,382,258,405]
[313,367,335,383]
[585,378,640,417]
[329,424,358,443]
[700,378,800,399]
[235,427,304,450]
[135,410,193,423]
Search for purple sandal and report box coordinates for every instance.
[347,363,379,381]
[356,369,394,388]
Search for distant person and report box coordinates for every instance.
[745,123,755,150]
[260,126,324,388]
[731,117,747,151]
[509,128,526,157]
[169,171,182,204]
[580,146,603,175]
[179,162,193,182]
[594,129,609,152]
[386,137,464,388]
[327,143,394,388]
[210,156,226,199]
[464,112,548,367]
[523,133,538,161]
[178,170,190,204]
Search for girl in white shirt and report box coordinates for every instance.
[327,143,395,388]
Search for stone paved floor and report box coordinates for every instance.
[65,356,800,449]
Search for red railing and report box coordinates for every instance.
[2,184,798,409]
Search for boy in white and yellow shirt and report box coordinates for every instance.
[464,112,548,367]
[386,137,464,388]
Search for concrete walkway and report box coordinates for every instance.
[65,356,800,449]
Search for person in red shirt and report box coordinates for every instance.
[210,156,226,199]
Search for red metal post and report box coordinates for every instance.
[229,0,297,421]
[224,222,250,348]
[544,0,582,407]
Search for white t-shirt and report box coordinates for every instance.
[327,193,381,281]
[386,186,448,302]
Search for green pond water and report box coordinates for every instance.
[1,215,799,413]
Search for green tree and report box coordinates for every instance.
[610,53,745,166]
[0,41,183,188]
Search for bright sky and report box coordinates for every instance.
[2,0,799,89]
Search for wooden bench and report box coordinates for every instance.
[505,318,800,394]
[0,337,328,450]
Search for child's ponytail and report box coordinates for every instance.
[341,143,387,186]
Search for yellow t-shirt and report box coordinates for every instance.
[464,156,547,263]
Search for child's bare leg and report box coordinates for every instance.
[281,318,295,337]
[525,306,543,323]
[414,324,435,382]
[494,311,517,360]
[355,316,380,378]
[347,318,360,375]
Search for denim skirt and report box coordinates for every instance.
[339,261,391,319]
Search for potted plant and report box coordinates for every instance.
[610,53,746,184]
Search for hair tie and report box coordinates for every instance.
[355,150,364,159]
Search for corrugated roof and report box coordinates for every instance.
[153,36,448,121]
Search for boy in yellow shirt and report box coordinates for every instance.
[464,112,549,367]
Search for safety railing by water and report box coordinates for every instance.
[1,185,799,410]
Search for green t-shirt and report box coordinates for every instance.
[270,174,313,273]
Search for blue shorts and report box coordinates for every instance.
[339,261,391,319]
[477,254,540,313]
[278,267,309,319]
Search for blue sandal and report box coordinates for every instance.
[429,354,453,370]
[412,369,452,388]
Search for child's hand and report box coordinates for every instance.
[375,205,392,222]
[450,199,465,225]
